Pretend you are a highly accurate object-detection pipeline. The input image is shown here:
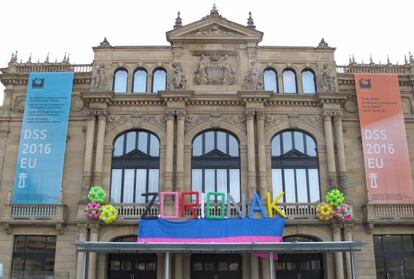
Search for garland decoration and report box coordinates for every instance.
[84,201,101,220]
[83,186,118,224]
[334,203,353,222]
[316,202,334,220]
[325,188,345,207]
[99,204,119,224]
[87,186,107,204]
[316,188,352,223]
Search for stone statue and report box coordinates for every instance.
[320,65,337,92]
[92,65,107,91]
[220,55,235,85]
[243,60,263,90]
[168,63,187,90]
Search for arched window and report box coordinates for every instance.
[302,69,316,94]
[263,68,278,93]
[133,68,147,93]
[113,68,128,93]
[152,68,167,93]
[192,130,241,201]
[271,130,320,203]
[282,69,297,94]
[110,130,160,203]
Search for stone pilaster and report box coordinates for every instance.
[250,255,259,279]
[246,111,256,199]
[164,110,175,192]
[323,111,337,186]
[333,224,345,279]
[94,111,107,186]
[88,225,99,279]
[0,128,10,186]
[344,224,353,279]
[175,110,185,192]
[76,225,88,279]
[256,111,267,198]
[81,112,96,200]
[334,112,347,191]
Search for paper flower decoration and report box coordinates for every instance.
[84,201,101,220]
[99,204,118,224]
[325,188,344,207]
[334,203,353,222]
[316,202,334,221]
[88,186,107,203]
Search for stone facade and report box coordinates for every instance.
[0,7,414,279]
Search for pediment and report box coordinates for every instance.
[166,15,263,44]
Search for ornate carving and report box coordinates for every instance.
[185,114,246,131]
[99,37,111,47]
[185,114,211,131]
[299,115,323,130]
[317,38,330,48]
[14,96,25,113]
[320,65,337,93]
[344,96,358,113]
[91,65,108,91]
[168,63,186,90]
[210,113,221,127]
[193,24,235,37]
[70,95,85,112]
[243,60,263,90]
[264,114,288,128]
[194,54,235,85]
[107,114,166,131]
[288,114,299,128]
[174,11,182,29]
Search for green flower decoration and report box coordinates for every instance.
[88,186,107,203]
[325,188,345,208]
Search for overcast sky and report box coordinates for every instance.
[1,0,413,104]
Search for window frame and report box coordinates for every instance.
[132,67,148,93]
[263,67,278,93]
[271,130,321,203]
[113,67,129,93]
[152,68,167,93]
[301,68,317,94]
[110,130,160,204]
[282,68,298,94]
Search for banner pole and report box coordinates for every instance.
[164,252,170,279]
[269,252,275,279]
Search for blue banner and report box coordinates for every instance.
[12,72,73,204]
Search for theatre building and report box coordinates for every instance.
[1,6,414,279]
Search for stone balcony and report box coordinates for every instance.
[363,203,414,229]
[1,204,67,233]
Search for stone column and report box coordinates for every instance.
[164,110,175,191]
[344,224,353,279]
[250,255,259,279]
[246,111,257,199]
[81,112,96,200]
[76,225,88,279]
[94,111,107,186]
[333,224,345,279]
[88,225,99,279]
[0,128,10,184]
[174,255,183,279]
[334,112,347,190]
[256,111,268,198]
[175,110,185,192]
[323,112,337,186]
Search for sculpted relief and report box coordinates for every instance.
[194,53,236,85]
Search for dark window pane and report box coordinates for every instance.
[46,236,56,252]
[14,236,26,252]
[114,69,128,93]
[12,256,24,273]
[383,235,402,252]
[385,257,405,279]
[133,69,147,93]
[193,263,203,271]
[25,258,42,272]
[405,256,414,278]
[302,70,316,94]
[204,263,214,271]
[152,69,166,93]
[264,69,278,93]
[283,70,297,94]
[26,236,46,252]
[402,235,414,251]
[111,261,120,271]
[44,257,55,272]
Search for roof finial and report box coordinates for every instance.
[67,53,70,63]
[404,55,408,65]
[317,38,329,48]
[387,54,391,65]
[369,54,374,64]
[174,11,182,29]
[27,53,32,64]
[410,52,414,64]
[210,4,219,16]
[100,37,111,47]
[247,11,255,28]
[352,54,356,64]
[45,52,50,63]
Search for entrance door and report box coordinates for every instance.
[108,254,157,279]
[276,254,323,279]
[191,254,241,279]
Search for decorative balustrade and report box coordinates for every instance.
[363,203,414,223]
[14,63,92,74]
[11,204,57,218]
[336,65,410,75]
[113,202,317,220]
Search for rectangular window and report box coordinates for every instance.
[374,234,414,279]
[12,235,57,278]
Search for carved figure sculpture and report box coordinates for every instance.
[168,63,187,90]
[92,66,107,91]
[321,65,337,92]
[243,60,263,90]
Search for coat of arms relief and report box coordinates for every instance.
[193,53,236,85]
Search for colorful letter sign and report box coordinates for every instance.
[355,74,414,203]
[12,72,73,204]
